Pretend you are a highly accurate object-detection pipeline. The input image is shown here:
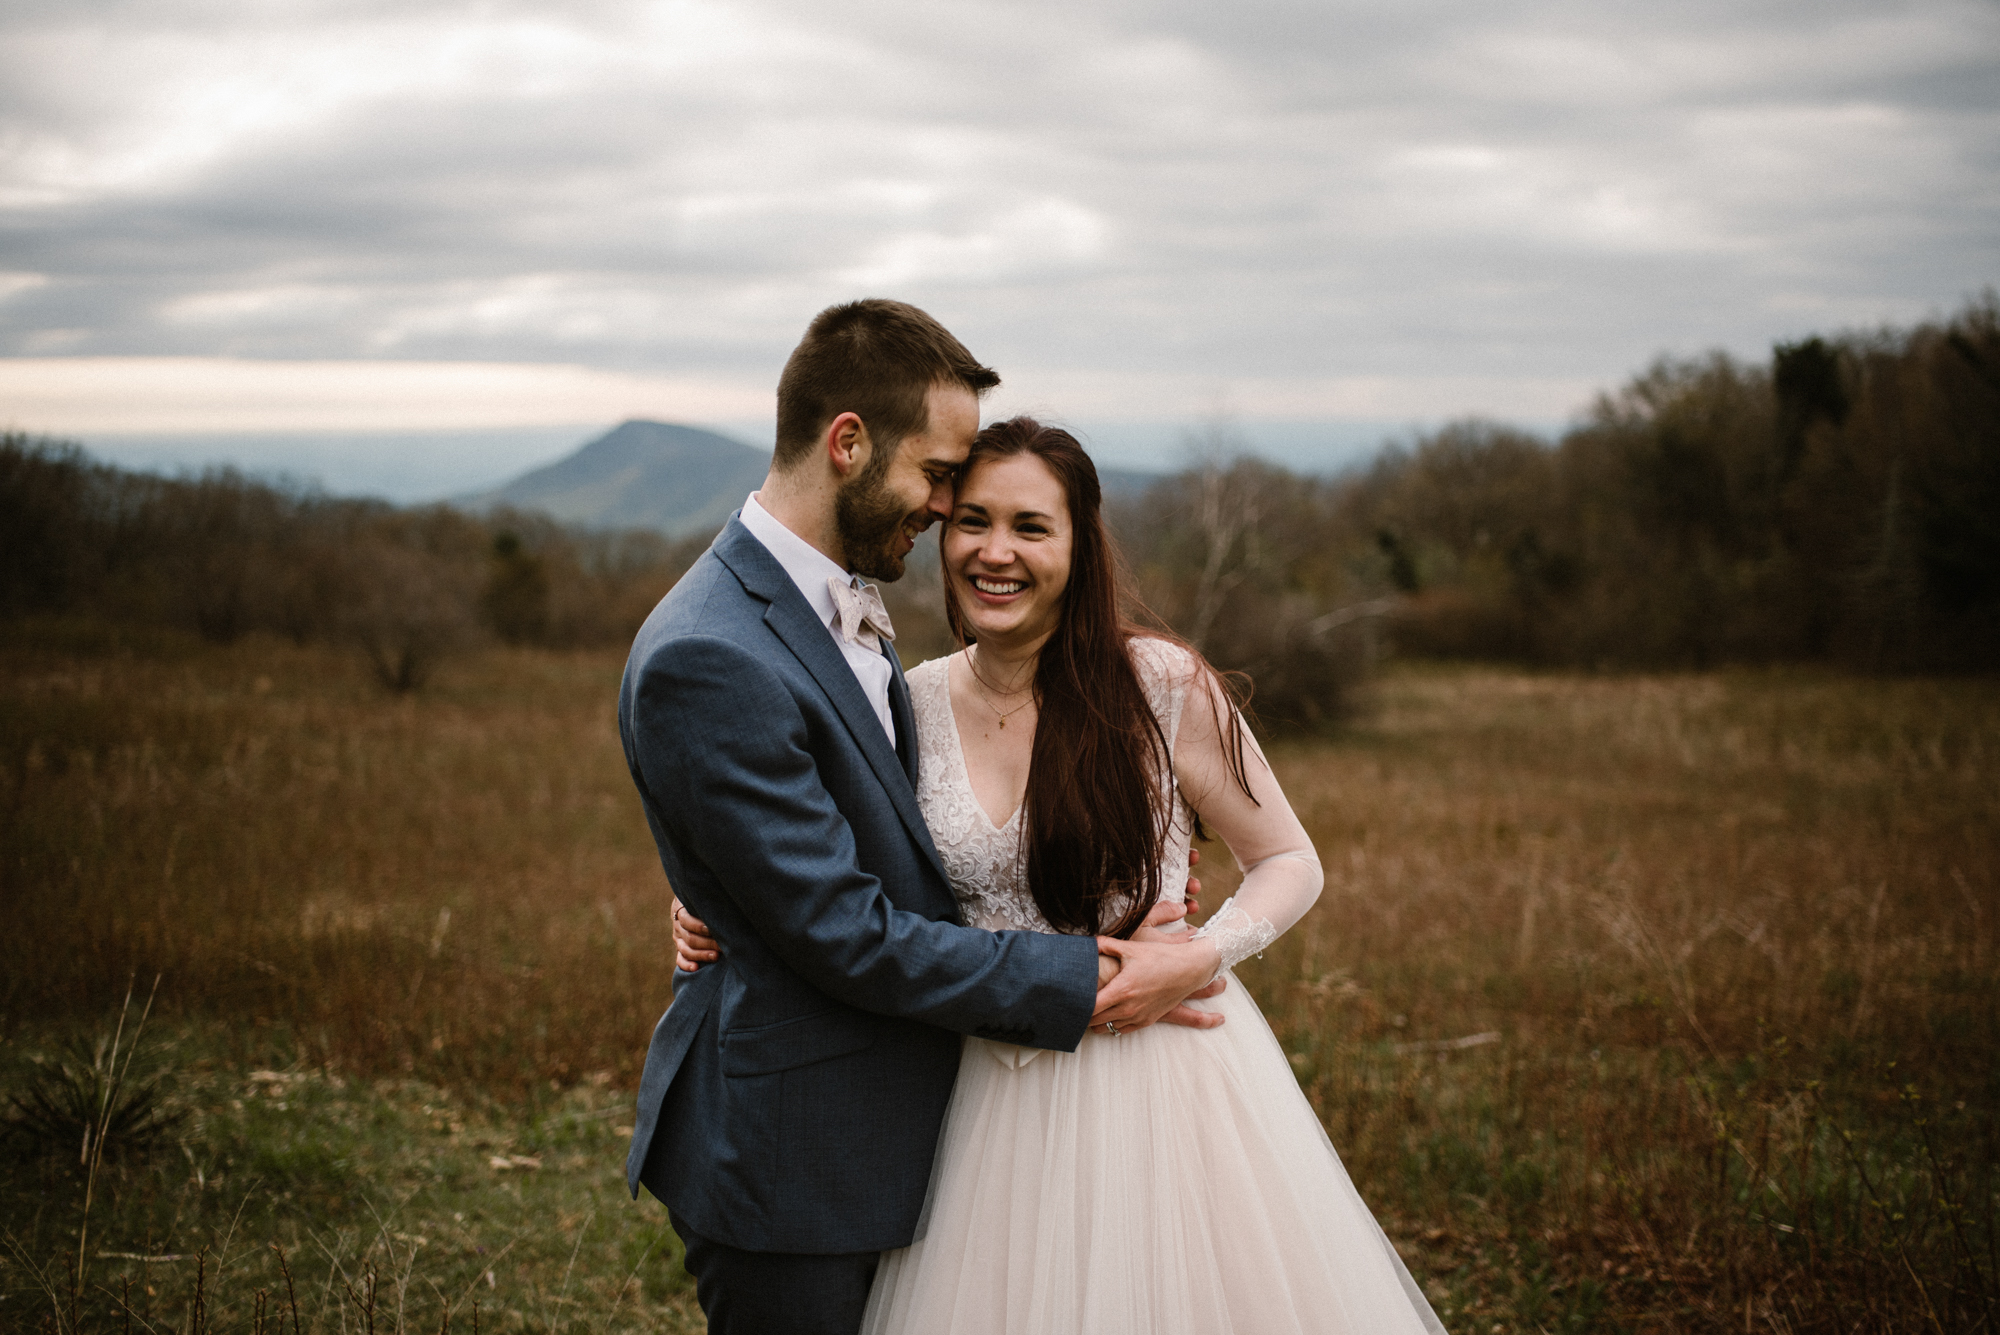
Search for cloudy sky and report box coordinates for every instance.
[2,0,1996,495]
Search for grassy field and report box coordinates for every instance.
[2,622,1995,1332]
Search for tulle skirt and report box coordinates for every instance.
[860,974,1447,1335]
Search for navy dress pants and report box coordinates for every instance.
[670,1214,880,1335]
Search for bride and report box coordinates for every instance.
[679,417,1444,1334]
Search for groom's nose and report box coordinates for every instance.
[926,477,953,520]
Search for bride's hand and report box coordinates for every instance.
[671,898,720,972]
[1089,935,1226,1033]
[1093,930,1222,1029]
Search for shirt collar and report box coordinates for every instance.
[739,492,851,630]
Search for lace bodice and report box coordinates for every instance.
[909,639,1292,973]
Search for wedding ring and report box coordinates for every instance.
[1105,1021,1119,1036]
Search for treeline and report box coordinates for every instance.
[0,441,710,687]
[1118,295,1999,727]
[5,296,1994,713]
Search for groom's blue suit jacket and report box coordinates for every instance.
[619,516,1098,1254]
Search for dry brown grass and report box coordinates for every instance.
[1232,665,1999,1329]
[2,620,673,1093]
[3,624,1995,1330]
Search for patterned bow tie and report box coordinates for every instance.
[828,576,896,653]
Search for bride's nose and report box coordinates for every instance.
[976,528,1016,566]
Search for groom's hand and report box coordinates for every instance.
[671,898,719,972]
[1090,935,1225,1033]
[1132,898,1187,941]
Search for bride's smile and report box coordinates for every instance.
[944,452,1073,650]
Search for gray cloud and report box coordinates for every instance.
[2,0,1996,420]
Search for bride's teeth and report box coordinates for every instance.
[973,577,1024,594]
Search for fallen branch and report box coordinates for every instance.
[1393,1031,1501,1055]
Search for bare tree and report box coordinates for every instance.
[1178,424,1268,653]
[340,538,483,691]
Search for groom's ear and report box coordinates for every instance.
[824,410,872,480]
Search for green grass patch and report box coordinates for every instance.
[0,1024,699,1334]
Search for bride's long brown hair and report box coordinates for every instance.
[943,417,1255,938]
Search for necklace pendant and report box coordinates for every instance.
[998,717,1005,728]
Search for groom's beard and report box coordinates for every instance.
[836,457,921,582]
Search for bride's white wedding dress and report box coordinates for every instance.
[862,640,1446,1335]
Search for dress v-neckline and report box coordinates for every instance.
[941,654,1023,834]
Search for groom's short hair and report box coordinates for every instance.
[773,299,1000,470]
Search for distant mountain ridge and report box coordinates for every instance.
[469,418,1163,536]
[468,420,771,537]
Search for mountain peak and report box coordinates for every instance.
[473,420,771,536]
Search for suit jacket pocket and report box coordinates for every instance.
[720,1007,878,1077]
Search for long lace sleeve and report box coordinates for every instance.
[1172,667,1323,977]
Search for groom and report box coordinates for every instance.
[619,299,1221,1334]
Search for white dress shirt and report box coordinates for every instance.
[739,493,898,746]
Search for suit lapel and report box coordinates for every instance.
[714,519,951,888]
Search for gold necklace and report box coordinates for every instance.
[966,649,1036,729]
